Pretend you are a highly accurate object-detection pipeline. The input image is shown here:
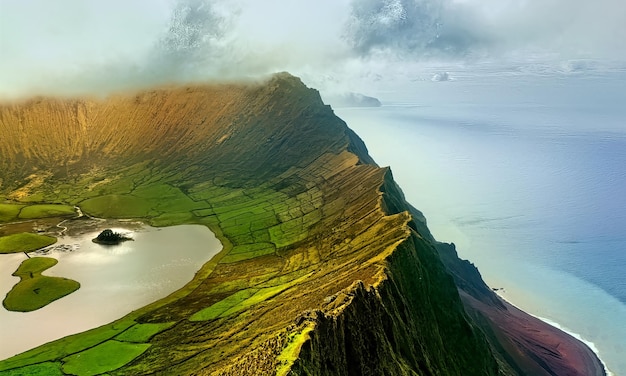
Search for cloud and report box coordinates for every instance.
[151,0,230,77]
[0,0,235,98]
[1,0,625,98]
[0,0,352,98]
[343,0,626,61]
[343,0,468,57]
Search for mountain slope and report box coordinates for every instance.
[0,73,602,375]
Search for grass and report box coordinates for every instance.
[16,192,45,203]
[133,184,205,213]
[18,204,75,219]
[0,320,136,372]
[115,322,176,343]
[12,257,58,275]
[0,80,403,376]
[219,243,276,264]
[79,184,208,219]
[189,289,259,321]
[256,269,312,288]
[202,274,312,320]
[80,194,155,218]
[275,325,315,376]
[0,76,499,376]
[2,257,80,312]
[61,340,151,376]
[0,140,377,374]
[149,212,196,227]
[0,169,326,372]
[0,362,63,376]
[219,283,299,318]
[0,233,56,254]
[0,204,24,223]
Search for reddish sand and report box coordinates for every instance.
[461,290,605,376]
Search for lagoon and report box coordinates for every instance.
[0,224,221,360]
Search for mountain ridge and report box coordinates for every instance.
[0,73,604,375]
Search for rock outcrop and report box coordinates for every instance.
[0,73,604,375]
[92,229,132,244]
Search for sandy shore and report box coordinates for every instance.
[460,290,606,376]
[496,291,613,376]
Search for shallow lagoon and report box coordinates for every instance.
[0,224,221,360]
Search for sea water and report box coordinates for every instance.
[0,224,222,360]
[335,70,626,375]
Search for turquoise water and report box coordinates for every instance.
[335,72,626,375]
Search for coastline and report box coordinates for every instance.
[495,291,613,376]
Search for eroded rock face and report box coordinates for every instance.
[0,74,603,375]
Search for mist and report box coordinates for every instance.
[1,0,625,98]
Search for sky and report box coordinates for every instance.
[1,0,625,98]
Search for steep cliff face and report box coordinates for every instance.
[0,73,346,189]
[0,74,602,376]
[435,243,605,376]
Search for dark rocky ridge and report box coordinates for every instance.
[0,73,604,375]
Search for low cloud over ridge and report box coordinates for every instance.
[344,0,626,60]
[1,0,625,98]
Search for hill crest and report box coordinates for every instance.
[0,73,604,376]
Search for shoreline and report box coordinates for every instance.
[495,291,613,376]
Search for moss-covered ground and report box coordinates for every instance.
[0,203,75,223]
[2,257,80,312]
[0,204,24,223]
[61,341,151,376]
[0,233,56,254]
[0,76,499,375]
[0,150,419,374]
[17,205,75,220]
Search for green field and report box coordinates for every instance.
[3,257,80,312]
[0,233,56,254]
[61,340,151,376]
[80,194,156,218]
[18,204,75,219]
[0,162,339,373]
[0,362,63,376]
[0,204,25,223]
[114,322,176,343]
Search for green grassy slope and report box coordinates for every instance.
[0,74,500,375]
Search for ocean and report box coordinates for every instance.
[334,69,626,375]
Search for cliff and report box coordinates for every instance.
[0,73,603,375]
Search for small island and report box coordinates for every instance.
[3,257,80,312]
[92,229,133,245]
